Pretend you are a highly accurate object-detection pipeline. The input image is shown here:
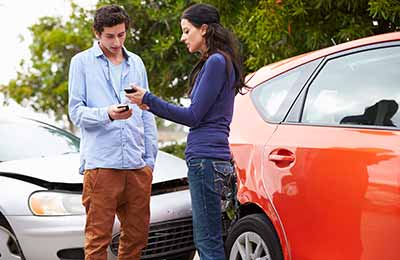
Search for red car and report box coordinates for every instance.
[225,32,400,260]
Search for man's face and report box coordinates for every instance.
[95,23,127,56]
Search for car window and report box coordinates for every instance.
[251,59,320,123]
[302,46,400,128]
[0,118,80,161]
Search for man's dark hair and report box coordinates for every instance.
[93,5,130,34]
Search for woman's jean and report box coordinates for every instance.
[187,158,234,260]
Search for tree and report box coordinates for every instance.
[218,0,400,71]
[1,3,93,130]
[1,0,399,129]
[2,0,198,131]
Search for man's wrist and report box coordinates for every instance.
[108,113,114,122]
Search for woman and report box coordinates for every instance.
[126,3,247,259]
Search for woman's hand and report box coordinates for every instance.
[125,84,146,105]
[138,104,150,110]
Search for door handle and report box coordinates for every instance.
[268,154,295,163]
[268,149,295,168]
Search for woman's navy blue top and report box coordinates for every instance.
[142,53,236,161]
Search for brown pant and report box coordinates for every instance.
[82,167,153,260]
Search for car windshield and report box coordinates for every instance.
[0,117,80,162]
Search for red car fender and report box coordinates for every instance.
[233,144,291,260]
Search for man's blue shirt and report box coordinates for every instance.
[68,42,157,173]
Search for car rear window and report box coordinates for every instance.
[251,59,321,123]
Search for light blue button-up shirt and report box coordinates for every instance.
[68,42,157,173]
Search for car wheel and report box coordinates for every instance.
[0,224,22,260]
[0,215,24,260]
[225,214,283,260]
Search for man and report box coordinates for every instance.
[68,5,157,260]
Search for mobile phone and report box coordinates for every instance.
[117,104,129,112]
[124,88,137,94]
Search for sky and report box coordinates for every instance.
[0,0,97,127]
[0,0,97,85]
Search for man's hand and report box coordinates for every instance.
[107,105,133,121]
[125,84,146,105]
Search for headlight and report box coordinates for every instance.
[29,191,85,216]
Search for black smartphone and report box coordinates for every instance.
[124,88,137,94]
[117,104,129,112]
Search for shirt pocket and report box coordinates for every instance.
[125,71,142,90]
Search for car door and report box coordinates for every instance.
[262,43,400,260]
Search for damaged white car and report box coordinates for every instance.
[0,115,194,260]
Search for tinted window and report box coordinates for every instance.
[251,59,320,123]
[303,46,400,128]
[0,118,80,161]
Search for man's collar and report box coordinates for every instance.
[93,41,131,65]
[122,46,132,65]
[93,41,104,57]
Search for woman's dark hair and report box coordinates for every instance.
[182,3,248,95]
[93,5,130,34]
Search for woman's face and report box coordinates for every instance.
[180,18,207,54]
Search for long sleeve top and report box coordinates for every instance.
[68,42,157,173]
[143,53,235,161]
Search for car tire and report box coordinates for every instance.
[225,213,283,260]
[0,214,24,260]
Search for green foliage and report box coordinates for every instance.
[222,0,400,71]
[1,3,93,128]
[160,141,186,159]
[1,0,399,128]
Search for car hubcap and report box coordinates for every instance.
[0,226,21,260]
[229,231,272,260]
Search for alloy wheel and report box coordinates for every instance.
[229,231,272,260]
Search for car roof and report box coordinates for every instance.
[247,32,400,87]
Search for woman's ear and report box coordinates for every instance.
[200,24,208,36]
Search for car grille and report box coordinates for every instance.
[110,217,195,259]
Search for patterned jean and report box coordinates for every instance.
[187,158,235,260]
